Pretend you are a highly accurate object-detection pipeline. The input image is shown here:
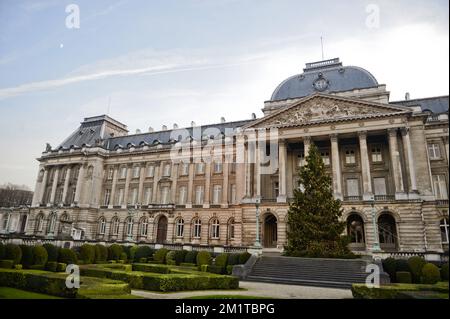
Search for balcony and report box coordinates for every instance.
[344,196,363,202]
[374,195,395,201]
[436,199,449,206]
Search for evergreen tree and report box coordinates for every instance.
[284,144,353,258]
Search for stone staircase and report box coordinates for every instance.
[245,255,369,289]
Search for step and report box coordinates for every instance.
[245,276,355,289]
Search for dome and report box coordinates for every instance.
[271,58,379,101]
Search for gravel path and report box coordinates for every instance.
[131,281,353,299]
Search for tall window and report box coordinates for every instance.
[47,212,57,234]
[371,146,383,162]
[297,153,305,167]
[144,187,152,205]
[230,184,237,204]
[98,217,106,235]
[104,189,111,205]
[373,177,387,195]
[125,217,133,237]
[193,218,202,238]
[213,185,222,204]
[107,168,114,179]
[176,218,184,237]
[147,165,155,177]
[214,161,223,173]
[433,175,448,200]
[346,179,360,197]
[320,150,330,166]
[428,143,441,160]
[35,214,44,232]
[133,166,140,178]
[111,218,120,235]
[195,186,204,205]
[140,218,148,236]
[118,188,125,205]
[345,149,356,164]
[210,218,220,239]
[2,213,10,231]
[441,217,449,244]
[181,163,189,176]
[161,186,170,204]
[130,188,138,205]
[228,219,235,240]
[178,186,187,205]
[163,163,171,177]
[196,162,205,174]
[120,167,127,179]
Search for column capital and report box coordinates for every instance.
[303,136,311,145]
[330,133,339,142]
[400,127,410,136]
[388,128,399,137]
[357,130,368,139]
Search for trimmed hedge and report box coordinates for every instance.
[227,253,240,266]
[238,252,251,265]
[5,244,22,265]
[58,248,78,264]
[56,263,67,272]
[407,256,426,283]
[79,244,96,264]
[166,251,177,265]
[135,246,154,262]
[196,251,212,266]
[0,242,5,259]
[421,263,441,284]
[382,258,397,281]
[226,265,234,275]
[153,249,169,264]
[441,263,449,281]
[95,244,108,263]
[46,261,58,272]
[0,260,14,269]
[180,262,196,268]
[132,263,171,274]
[396,271,412,283]
[174,250,187,266]
[20,245,34,269]
[396,259,410,272]
[184,251,198,264]
[108,244,123,261]
[33,245,48,266]
[215,253,228,268]
[43,244,59,262]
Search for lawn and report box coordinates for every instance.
[0,287,63,299]
[184,295,274,299]
[352,281,449,299]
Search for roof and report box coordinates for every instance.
[391,95,449,114]
[270,58,379,101]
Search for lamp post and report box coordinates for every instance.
[254,196,262,248]
[371,199,381,252]
[127,206,136,242]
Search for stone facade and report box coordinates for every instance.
[1,58,448,258]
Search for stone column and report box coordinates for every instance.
[49,167,60,205]
[245,144,252,198]
[255,142,261,198]
[277,140,287,202]
[74,164,85,205]
[222,162,229,207]
[235,134,246,203]
[186,162,194,208]
[304,136,311,159]
[204,160,211,208]
[388,128,406,199]
[358,131,373,200]
[152,165,160,204]
[62,166,72,205]
[330,134,343,200]
[443,136,449,164]
[38,168,49,205]
[109,166,118,207]
[123,165,132,207]
[137,163,145,204]
[171,163,179,203]
[401,128,418,196]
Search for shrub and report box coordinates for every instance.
[56,263,67,272]
[128,245,138,262]
[396,271,412,283]
[94,244,108,263]
[174,250,188,265]
[43,244,59,262]
[166,251,177,265]
[46,261,58,272]
[421,263,441,284]
[215,253,228,269]
[238,252,251,265]
[208,265,224,274]
[139,258,147,263]
[184,251,198,264]
[135,246,154,262]
[227,253,240,266]
[396,259,410,272]
[407,256,426,283]
[108,244,123,261]
[0,260,14,269]
[200,264,209,272]
[120,252,128,262]
[29,264,45,270]
[19,245,34,269]
[153,249,169,264]
[79,244,96,264]
[14,264,22,270]
[441,263,449,281]
[5,244,22,265]
[33,245,48,266]
[132,263,171,274]
[0,242,5,259]
[58,248,78,264]
[179,263,196,268]
[382,258,397,281]
[196,251,212,266]
[226,265,234,275]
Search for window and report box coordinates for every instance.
[117,188,124,205]
[35,214,44,232]
[441,218,449,244]
[181,163,189,176]
[373,178,387,195]
[130,188,138,205]
[320,150,330,166]
[178,186,187,205]
[107,168,114,180]
[146,165,155,177]
[195,186,204,205]
[176,218,184,237]
[274,182,279,198]
[228,219,235,240]
[163,163,171,177]
[120,167,127,179]
[345,149,356,164]
[347,214,365,244]
[371,146,383,162]
[428,143,441,160]
[104,189,111,205]
[98,217,106,235]
[213,185,222,204]
[111,218,120,235]
[161,186,170,204]
[193,218,202,238]
[2,213,10,230]
[133,166,140,178]
[140,218,148,236]
[346,179,360,197]
[47,213,57,234]
[55,188,63,204]
[433,175,448,200]
[230,184,237,204]
[214,161,223,173]
[125,217,133,237]
[210,218,220,239]
[230,162,237,173]
[69,188,76,204]
[196,162,205,174]
[144,187,152,205]
[297,153,305,167]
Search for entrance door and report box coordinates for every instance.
[156,215,168,244]
[263,214,277,248]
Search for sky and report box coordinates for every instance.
[0,0,448,189]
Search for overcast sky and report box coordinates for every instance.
[0,0,448,189]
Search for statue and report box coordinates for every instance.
[45,143,52,152]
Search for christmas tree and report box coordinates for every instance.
[284,144,354,258]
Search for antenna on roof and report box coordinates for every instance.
[107,96,111,115]
[320,36,325,60]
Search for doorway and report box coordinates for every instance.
[263,214,277,248]
[156,215,168,244]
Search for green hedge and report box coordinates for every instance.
[166,251,177,265]
[33,245,48,266]
[135,246,154,262]
[95,244,108,263]
[20,245,34,269]
[43,244,59,262]
[441,263,449,281]
[396,271,412,283]
[421,263,441,284]
[0,260,14,269]
[215,253,228,268]
[0,242,5,259]
[180,262,196,268]
[407,256,426,283]
[46,261,58,272]
[184,251,198,264]
[79,244,96,264]
[108,244,123,261]
[227,253,240,266]
[196,251,212,266]
[153,249,169,264]
[132,263,171,274]
[239,252,251,265]
[5,244,22,265]
[226,265,234,275]
[58,248,78,264]
[56,263,67,272]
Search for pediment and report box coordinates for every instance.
[248,94,411,129]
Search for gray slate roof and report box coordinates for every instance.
[391,96,449,114]
[58,119,105,149]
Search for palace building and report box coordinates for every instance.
[2,58,448,259]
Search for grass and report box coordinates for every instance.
[184,295,274,299]
[0,287,63,299]
[352,281,449,299]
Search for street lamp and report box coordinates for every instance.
[127,206,136,242]
[254,196,262,248]
[371,199,381,252]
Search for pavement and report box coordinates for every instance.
[131,281,353,299]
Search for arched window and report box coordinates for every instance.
[228,218,235,240]
[210,218,220,239]
[47,212,57,234]
[175,218,184,237]
[2,212,11,231]
[140,217,148,236]
[347,214,365,244]
[35,213,44,232]
[60,213,69,222]
[98,217,106,235]
[125,217,134,237]
[378,213,397,249]
[111,217,120,235]
[193,218,202,239]
[440,218,449,244]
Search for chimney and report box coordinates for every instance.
[135,129,141,134]
[162,125,167,131]
[173,123,179,129]
[220,117,226,123]
[148,127,154,133]
[251,113,257,120]
[191,121,196,127]
[405,92,410,100]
